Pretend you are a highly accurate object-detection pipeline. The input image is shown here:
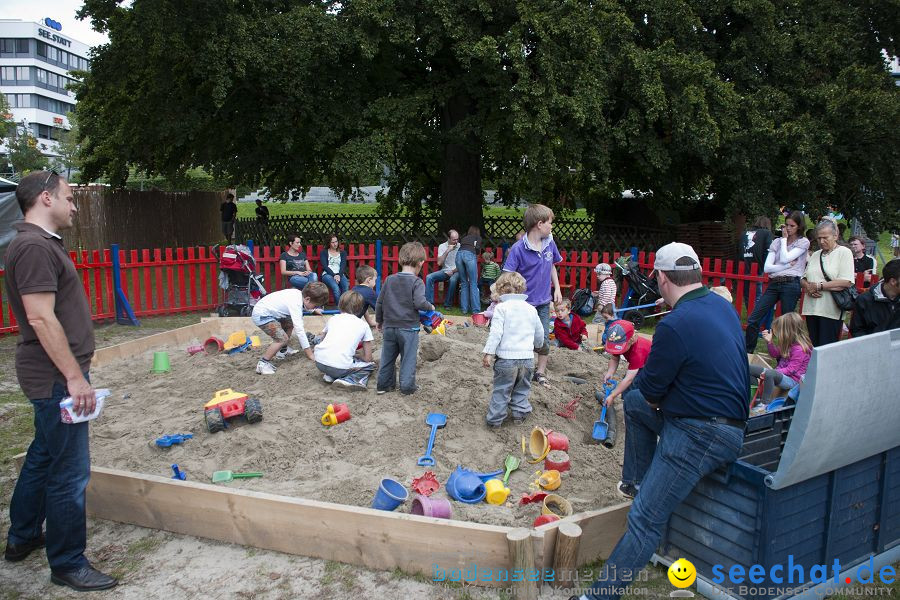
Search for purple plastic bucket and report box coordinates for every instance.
[410,494,452,519]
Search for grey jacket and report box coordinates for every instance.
[375,272,434,328]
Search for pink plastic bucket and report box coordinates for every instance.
[410,494,452,519]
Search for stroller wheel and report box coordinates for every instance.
[217,305,228,317]
[624,310,645,329]
[240,305,253,317]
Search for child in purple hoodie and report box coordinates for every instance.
[749,312,812,403]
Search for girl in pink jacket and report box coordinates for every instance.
[749,312,812,403]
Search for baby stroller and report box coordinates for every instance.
[613,255,661,328]
[215,244,267,317]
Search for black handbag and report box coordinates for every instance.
[819,251,859,311]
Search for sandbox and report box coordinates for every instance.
[78,317,634,592]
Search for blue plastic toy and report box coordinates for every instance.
[418,310,444,333]
[226,339,253,354]
[155,433,194,448]
[171,464,187,480]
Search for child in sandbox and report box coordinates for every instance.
[313,290,376,390]
[602,320,652,407]
[481,272,545,428]
[749,312,812,404]
[552,297,588,350]
[375,241,434,395]
[251,282,330,375]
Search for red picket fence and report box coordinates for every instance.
[0,244,879,335]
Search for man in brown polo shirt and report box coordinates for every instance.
[3,171,117,591]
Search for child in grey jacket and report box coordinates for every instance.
[375,241,434,394]
[481,272,545,427]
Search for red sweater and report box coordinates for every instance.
[554,314,587,350]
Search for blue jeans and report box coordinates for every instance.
[486,358,534,426]
[585,397,744,599]
[377,327,419,393]
[535,303,550,356]
[321,273,349,304]
[456,250,480,314]
[288,273,318,290]
[744,278,801,352]
[8,376,92,572]
[316,361,375,386]
[425,270,459,307]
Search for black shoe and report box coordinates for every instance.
[51,566,118,592]
[4,533,45,561]
[617,481,640,499]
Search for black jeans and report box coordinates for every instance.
[805,314,843,347]
[745,278,801,352]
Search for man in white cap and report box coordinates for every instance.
[573,242,748,600]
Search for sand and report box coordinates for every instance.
[89,318,628,527]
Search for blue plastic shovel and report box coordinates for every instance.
[417,413,447,466]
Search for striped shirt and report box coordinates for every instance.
[595,278,617,308]
[482,261,501,281]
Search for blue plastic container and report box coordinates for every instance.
[371,478,408,511]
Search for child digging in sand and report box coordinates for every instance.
[313,290,376,390]
[251,282,330,375]
[481,272,545,428]
[553,298,588,350]
[375,241,434,395]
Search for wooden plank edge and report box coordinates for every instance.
[92,320,223,368]
[85,466,512,587]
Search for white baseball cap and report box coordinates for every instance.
[653,242,700,271]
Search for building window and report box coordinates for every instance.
[16,66,29,81]
[36,69,47,84]
[1,66,13,82]
[5,93,16,107]
[48,72,58,88]
[0,39,14,53]
[17,94,29,108]
[15,39,29,54]
[47,46,57,61]
[37,41,47,57]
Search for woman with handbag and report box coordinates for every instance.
[801,218,855,346]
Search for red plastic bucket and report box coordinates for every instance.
[533,514,560,527]
[544,450,571,473]
[471,313,489,327]
[546,431,569,452]
[204,337,224,355]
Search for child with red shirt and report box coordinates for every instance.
[553,298,588,350]
[602,320,652,406]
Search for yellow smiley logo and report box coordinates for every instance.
[668,558,696,588]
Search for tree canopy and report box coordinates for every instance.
[75,0,900,233]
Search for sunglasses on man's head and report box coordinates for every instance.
[42,170,59,190]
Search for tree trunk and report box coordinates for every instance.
[439,93,483,235]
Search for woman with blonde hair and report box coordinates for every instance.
[748,312,812,403]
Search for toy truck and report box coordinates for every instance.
[204,388,262,433]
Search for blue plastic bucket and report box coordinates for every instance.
[371,478,409,511]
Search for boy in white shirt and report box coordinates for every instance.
[481,272,545,428]
[313,290,376,390]
[250,282,330,375]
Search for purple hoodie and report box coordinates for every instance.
[767,341,811,383]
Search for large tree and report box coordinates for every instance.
[75,0,899,233]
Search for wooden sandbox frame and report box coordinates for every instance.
[18,318,631,597]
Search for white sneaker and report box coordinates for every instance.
[275,347,300,360]
[333,378,366,391]
[255,360,276,375]
[323,375,335,383]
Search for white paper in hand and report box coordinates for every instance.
[59,389,111,424]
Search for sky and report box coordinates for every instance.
[2,0,110,48]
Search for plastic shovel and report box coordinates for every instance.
[211,470,263,483]
[502,454,520,484]
[592,405,609,442]
[417,413,447,467]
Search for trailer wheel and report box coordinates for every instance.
[624,310,645,329]
[205,408,225,433]
[244,397,263,424]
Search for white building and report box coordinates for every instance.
[0,18,90,161]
